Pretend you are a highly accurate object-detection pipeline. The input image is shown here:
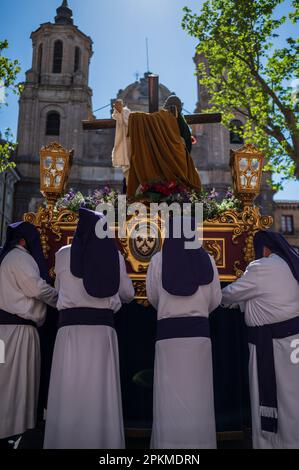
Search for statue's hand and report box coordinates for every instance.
[114,100,123,114]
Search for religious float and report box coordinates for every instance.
[23,140,273,441]
[23,141,272,302]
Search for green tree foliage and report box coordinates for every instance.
[0,39,21,173]
[182,0,299,186]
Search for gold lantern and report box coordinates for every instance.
[40,142,73,208]
[230,144,264,207]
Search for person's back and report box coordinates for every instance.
[0,247,47,325]
[223,254,299,327]
[146,218,221,449]
[0,222,57,446]
[147,251,221,321]
[221,230,299,449]
[44,209,134,449]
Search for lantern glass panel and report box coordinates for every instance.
[56,157,64,171]
[240,175,246,187]
[44,175,51,187]
[239,157,248,171]
[250,176,258,188]
[54,175,61,186]
[251,158,260,171]
[44,156,52,169]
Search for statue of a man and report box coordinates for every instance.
[111,95,201,197]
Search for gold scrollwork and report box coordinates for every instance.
[23,204,273,301]
[233,261,244,278]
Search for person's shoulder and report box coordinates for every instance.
[246,256,274,272]
[2,247,33,272]
[5,247,29,262]
[56,244,71,259]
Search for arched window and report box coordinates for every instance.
[52,40,63,73]
[37,44,43,76]
[46,112,60,136]
[230,119,244,144]
[74,47,81,72]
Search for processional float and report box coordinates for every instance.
[23,139,272,303]
[23,76,273,437]
[23,74,272,301]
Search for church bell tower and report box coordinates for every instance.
[14,0,93,218]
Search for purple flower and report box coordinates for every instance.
[225,188,234,199]
[208,188,219,200]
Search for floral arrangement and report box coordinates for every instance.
[136,180,189,203]
[55,184,242,220]
[56,187,119,212]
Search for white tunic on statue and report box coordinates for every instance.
[222,254,299,449]
[146,252,221,449]
[0,246,57,439]
[44,245,135,449]
[112,107,131,173]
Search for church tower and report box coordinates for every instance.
[14,0,93,218]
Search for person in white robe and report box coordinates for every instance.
[222,230,299,449]
[146,217,221,449]
[112,99,131,183]
[0,222,57,447]
[44,208,135,449]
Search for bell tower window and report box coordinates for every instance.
[46,112,60,136]
[53,40,63,74]
[74,47,81,72]
[37,44,43,78]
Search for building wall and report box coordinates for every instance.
[274,201,299,251]
[0,168,20,245]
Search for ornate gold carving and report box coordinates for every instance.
[23,204,273,301]
[131,279,149,306]
[49,267,56,280]
[24,207,78,259]
[203,239,225,268]
[233,261,244,279]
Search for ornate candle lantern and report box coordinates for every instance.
[230,143,264,206]
[40,142,73,208]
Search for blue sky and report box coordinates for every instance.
[0,0,298,200]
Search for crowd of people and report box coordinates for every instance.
[0,208,299,449]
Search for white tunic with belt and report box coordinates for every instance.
[222,254,299,449]
[146,252,221,449]
[0,246,57,439]
[44,245,135,449]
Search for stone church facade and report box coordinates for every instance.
[14,0,274,219]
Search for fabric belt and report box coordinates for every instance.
[156,316,210,342]
[0,309,37,328]
[248,315,299,434]
[58,308,114,329]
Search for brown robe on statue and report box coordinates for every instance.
[126,109,201,197]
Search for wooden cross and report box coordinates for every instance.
[82,74,221,130]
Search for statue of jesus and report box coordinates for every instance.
[111,95,201,197]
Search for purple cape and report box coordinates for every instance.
[162,218,214,296]
[70,207,120,298]
[0,221,49,281]
[254,230,299,282]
